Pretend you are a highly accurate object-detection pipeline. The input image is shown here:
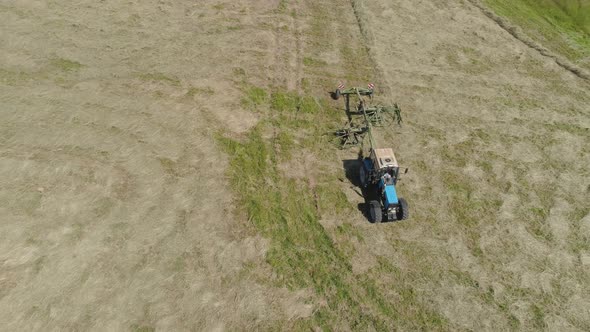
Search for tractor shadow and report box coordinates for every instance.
[342,159,381,223]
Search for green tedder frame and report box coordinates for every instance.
[332,85,402,149]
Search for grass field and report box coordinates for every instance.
[1,0,589,330]
[485,0,590,65]
[220,0,590,329]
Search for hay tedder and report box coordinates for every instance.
[332,84,402,148]
[332,83,409,223]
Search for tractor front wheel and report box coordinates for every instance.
[397,198,409,220]
[369,200,382,223]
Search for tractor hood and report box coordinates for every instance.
[384,184,399,207]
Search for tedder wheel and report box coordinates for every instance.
[369,200,382,223]
[359,165,368,188]
[333,89,341,100]
[397,198,409,220]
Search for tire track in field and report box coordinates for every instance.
[271,2,305,91]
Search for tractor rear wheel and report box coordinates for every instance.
[369,200,382,223]
[359,165,368,188]
[397,198,409,220]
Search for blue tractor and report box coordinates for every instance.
[359,148,409,223]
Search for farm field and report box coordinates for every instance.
[1,0,589,330]
[484,0,590,68]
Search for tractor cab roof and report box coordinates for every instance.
[371,148,399,170]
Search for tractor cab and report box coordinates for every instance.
[371,148,400,184]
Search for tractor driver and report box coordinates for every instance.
[383,172,394,185]
[379,172,394,195]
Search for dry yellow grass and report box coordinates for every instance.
[1,0,589,330]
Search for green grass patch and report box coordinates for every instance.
[139,72,180,86]
[316,182,351,213]
[241,84,268,110]
[531,304,548,329]
[131,325,155,332]
[270,91,299,113]
[545,121,590,136]
[484,0,590,63]
[528,206,554,242]
[567,206,590,254]
[303,56,328,67]
[218,124,382,329]
[158,157,178,177]
[277,0,288,12]
[219,84,450,329]
[0,68,39,85]
[275,130,295,159]
[335,222,364,242]
[270,90,324,115]
[51,57,83,72]
[185,86,214,97]
[226,80,524,330]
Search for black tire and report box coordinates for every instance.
[369,200,382,223]
[397,198,409,220]
[333,89,341,100]
[359,165,368,188]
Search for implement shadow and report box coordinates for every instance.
[329,92,363,123]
